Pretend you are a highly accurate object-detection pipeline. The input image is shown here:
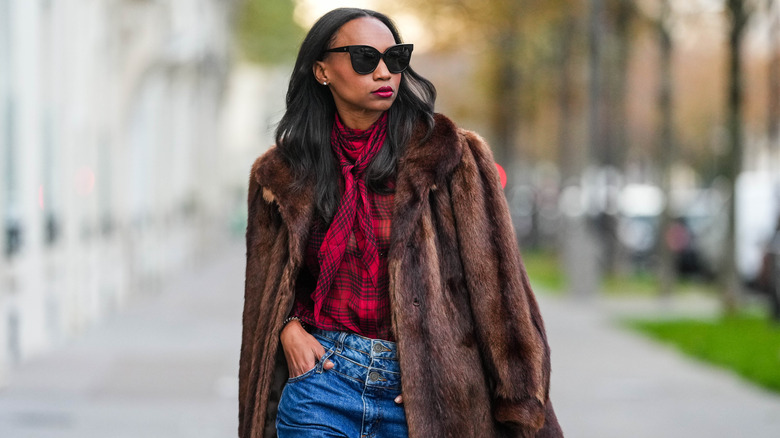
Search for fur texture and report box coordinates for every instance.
[239,114,564,438]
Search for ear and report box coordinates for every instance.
[313,61,328,85]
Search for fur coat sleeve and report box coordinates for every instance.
[448,129,559,436]
[238,155,306,438]
[238,158,275,437]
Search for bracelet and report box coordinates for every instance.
[283,315,306,330]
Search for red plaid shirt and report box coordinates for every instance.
[291,187,395,340]
[290,114,394,341]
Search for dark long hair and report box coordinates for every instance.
[275,8,436,223]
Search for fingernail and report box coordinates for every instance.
[394,396,401,403]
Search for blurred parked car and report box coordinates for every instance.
[617,185,718,278]
[615,172,779,285]
[692,172,780,286]
[670,188,725,279]
[616,184,663,271]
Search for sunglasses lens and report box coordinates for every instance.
[351,46,381,74]
[384,46,412,73]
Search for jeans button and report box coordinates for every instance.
[372,343,383,353]
[369,371,380,382]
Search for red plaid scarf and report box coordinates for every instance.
[312,112,388,321]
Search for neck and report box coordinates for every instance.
[336,109,383,130]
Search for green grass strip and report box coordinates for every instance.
[630,315,780,393]
[521,250,566,294]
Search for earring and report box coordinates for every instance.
[323,81,328,85]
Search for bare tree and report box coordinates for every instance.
[767,0,780,320]
[556,10,579,183]
[491,1,524,167]
[769,0,779,163]
[657,0,676,297]
[600,0,638,275]
[722,0,753,314]
[603,0,636,170]
[588,0,605,174]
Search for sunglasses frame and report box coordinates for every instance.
[323,44,414,75]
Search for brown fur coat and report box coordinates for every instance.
[239,114,563,437]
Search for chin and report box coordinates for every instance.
[367,101,395,113]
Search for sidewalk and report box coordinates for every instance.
[1,243,779,437]
[542,295,780,438]
[0,242,246,438]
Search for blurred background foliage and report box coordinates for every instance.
[235,0,304,63]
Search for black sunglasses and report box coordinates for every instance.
[323,44,414,74]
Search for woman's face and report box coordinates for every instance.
[314,17,402,128]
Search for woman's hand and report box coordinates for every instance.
[280,320,334,378]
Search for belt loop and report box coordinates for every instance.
[337,331,347,354]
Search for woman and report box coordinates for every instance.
[239,7,563,438]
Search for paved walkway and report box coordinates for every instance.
[543,295,780,438]
[0,242,779,437]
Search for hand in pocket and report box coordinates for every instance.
[280,320,334,378]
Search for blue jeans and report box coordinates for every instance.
[276,328,409,438]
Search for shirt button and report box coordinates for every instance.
[369,371,380,382]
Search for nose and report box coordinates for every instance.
[373,58,392,80]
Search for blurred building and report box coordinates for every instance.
[0,0,237,384]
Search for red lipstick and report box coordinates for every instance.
[372,86,394,98]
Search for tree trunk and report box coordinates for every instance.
[605,0,632,170]
[767,0,780,321]
[557,11,577,184]
[657,0,676,297]
[722,0,750,315]
[563,0,606,299]
[490,2,523,169]
[769,0,779,165]
[588,0,610,278]
[599,0,634,275]
[588,0,604,171]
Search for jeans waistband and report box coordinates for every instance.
[311,328,398,360]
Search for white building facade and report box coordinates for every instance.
[0,0,237,384]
